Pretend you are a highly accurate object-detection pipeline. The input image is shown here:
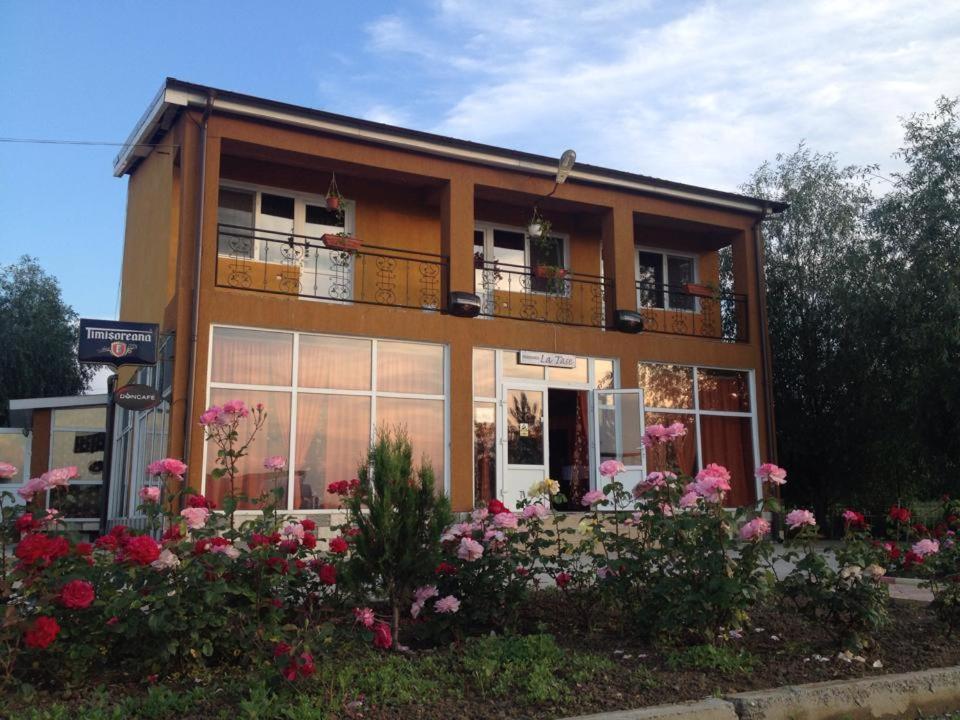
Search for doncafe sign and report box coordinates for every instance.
[114,384,161,411]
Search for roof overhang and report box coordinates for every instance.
[7,395,108,432]
[115,78,789,217]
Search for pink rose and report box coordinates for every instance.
[457,537,484,562]
[199,406,221,426]
[139,486,161,503]
[41,466,79,487]
[493,512,518,529]
[0,462,17,479]
[756,463,787,486]
[180,506,210,530]
[17,476,49,501]
[678,491,699,509]
[353,607,376,628]
[785,509,816,530]
[581,490,606,507]
[599,460,625,477]
[522,504,549,519]
[911,539,939,557]
[739,517,770,542]
[434,595,460,614]
[147,458,187,481]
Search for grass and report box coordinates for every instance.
[665,644,757,675]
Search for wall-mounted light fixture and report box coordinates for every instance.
[448,291,481,317]
[556,149,576,184]
[615,310,644,334]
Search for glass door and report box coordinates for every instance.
[498,385,547,507]
[593,389,645,496]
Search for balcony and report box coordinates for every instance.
[215,224,447,312]
[475,259,611,329]
[635,282,749,342]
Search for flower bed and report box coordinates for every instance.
[1,404,957,719]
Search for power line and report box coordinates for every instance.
[0,137,177,149]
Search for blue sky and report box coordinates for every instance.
[2,0,958,330]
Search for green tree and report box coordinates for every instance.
[0,256,93,425]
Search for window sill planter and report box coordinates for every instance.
[534,265,568,279]
[322,233,362,252]
[683,283,714,298]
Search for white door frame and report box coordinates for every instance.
[592,388,646,493]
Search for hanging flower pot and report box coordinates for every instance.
[326,195,341,212]
[325,172,344,213]
[322,233,362,252]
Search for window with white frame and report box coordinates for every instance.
[474,224,569,294]
[205,326,447,511]
[635,249,697,311]
[638,362,759,505]
[49,406,107,519]
[0,428,30,490]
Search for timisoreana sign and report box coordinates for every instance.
[78,318,159,367]
[517,350,577,369]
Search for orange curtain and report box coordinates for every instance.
[644,412,697,477]
[699,415,754,505]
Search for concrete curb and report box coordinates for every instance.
[562,698,738,720]
[557,666,960,720]
[726,665,960,720]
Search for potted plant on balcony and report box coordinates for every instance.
[683,282,715,298]
[533,264,568,293]
[325,172,344,214]
[527,207,552,250]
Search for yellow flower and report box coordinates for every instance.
[528,478,561,497]
[545,478,560,496]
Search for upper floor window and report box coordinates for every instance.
[635,248,697,311]
[474,224,568,294]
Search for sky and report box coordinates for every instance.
[1,0,958,385]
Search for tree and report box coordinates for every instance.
[0,257,93,425]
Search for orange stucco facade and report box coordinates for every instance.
[117,89,778,513]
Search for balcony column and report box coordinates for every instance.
[730,230,757,342]
[600,203,638,322]
[440,177,475,299]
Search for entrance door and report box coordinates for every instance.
[499,385,547,506]
[593,389,646,496]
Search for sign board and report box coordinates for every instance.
[79,319,159,367]
[114,384,162,411]
[517,350,577,369]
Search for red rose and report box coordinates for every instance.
[299,652,315,677]
[372,621,392,649]
[15,515,40,534]
[74,542,93,556]
[888,506,911,524]
[555,571,572,588]
[274,642,291,657]
[59,579,95,609]
[317,562,337,585]
[302,533,317,549]
[904,551,925,569]
[300,519,316,532]
[186,494,216,509]
[435,562,457,576]
[24,616,60,649]
[193,538,211,555]
[124,535,161,566]
[515,566,530,576]
[487,499,508,515]
[15,533,70,568]
[95,534,119,552]
[279,540,299,555]
[328,536,348,554]
[161,525,184,543]
[265,557,288,575]
[249,533,271,549]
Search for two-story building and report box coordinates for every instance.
[108,78,786,527]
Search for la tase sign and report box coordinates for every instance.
[517,350,577,369]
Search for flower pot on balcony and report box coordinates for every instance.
[534,265,568,279]
[322,233,362,252]
[325,195,341,212]
[683,283,714,298]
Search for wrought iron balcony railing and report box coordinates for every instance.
[636,282,749,342]
[216,224,447,312]
[475,260,611,329]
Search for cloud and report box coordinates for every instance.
[364,0,960,191]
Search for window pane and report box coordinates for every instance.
[51,431,105,481]
[639,363,694,408]
[548,357,587,383]
[473,348,496,398]
[474,230,486,293]
[218,188,255,257]
[205,389,291,511]
[377,341,443,395]
[667,256,695,310]
[637,251,664,308]
[506,389,543,465]
[597,391,644,467]
[299,335,371,390]
[644,412,698,477]
[0,434,28,483]
[50,484,102,519]
[595,359,615,389]
[54,407,106,429]
[700,415,755,506]
[261,193,295,219]
[377,398,445,484]
[492,229,525,267]
[211,327,293,386]
[295,394,370,509]
[503,351,544,379]
[530,237,565,293]
[305,204,344,228]
[697,369,751,412]
[474,402,496,504]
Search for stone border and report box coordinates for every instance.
[560,666,960,720]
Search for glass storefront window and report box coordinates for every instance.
[506,389,543,465]
[595,359,615,389]
[377,341,444,395]
[377,397,445,483]
[211,328,293,386]
[472,348,496,398]
[548,357,587,383]
[473,403,496,503]
[638,363,694,408]
[644,411,698,477]
[295,394,370,509]
[54,407,106,429]
[699,415,755,506]
[502,352,544,379]
[697,369,751,412]
[299,335,371,390]
[0,432,28,483]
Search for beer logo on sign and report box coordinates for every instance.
[105,341,136,358]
